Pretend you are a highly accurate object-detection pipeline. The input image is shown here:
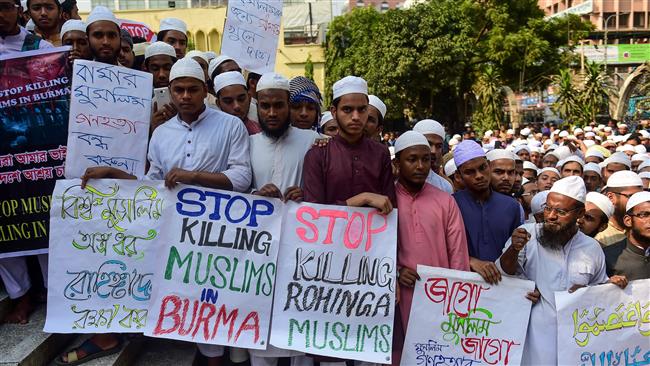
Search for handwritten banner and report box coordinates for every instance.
[44,179,167,333]
[65,60,152,179]
[221,0,283,73]
[556,279,650,366]
[0,47,71,258]
[401,265,534,366]
[269,202,397,364]
[144,185,282,349]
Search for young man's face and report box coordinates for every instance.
[29,0,60,32]
[0,1,20,35]
[364,105,382,140]
[489,159,516,195]
[578,202,607,238]
[332,93,368,139]
[257,89,290,138]
[145,55,175,88]
[424,133,443,170]
[624,201,650,244]
[290,100,318,130]
[583,171,601,192]
[542,155,558,168]
[162,30,187,59]
[537,171,559,191]
[520,182,539,212]
[87,21,121,64]
[516,150,530,161]
[62,30,92,61]
[170,77,207,116]
[561,162,583,178]
[458,157,490,193]
[217,84,250,122]
[530,151,542,167]
[321,120,339,137]
[397,145,431,188]
[118,40,134,68]
[216,60,240,75]
[61,3,79,21]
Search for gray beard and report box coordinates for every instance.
[537,224,576,251]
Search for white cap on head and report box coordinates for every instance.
[61,19,86,37]
[605,170,643,188]
[159,18,187,34]
[559,156,585,168]
[626,191,650,212]
[213,71,246,94]
[550,176,586,203]
[507,129,514,135]
[559,130,569,138]
[208,55,235,77]
[634,145,647,154]
[332,76,368,100]
[554,146,572,161]
[585,149,604,160]
[449,138,459,147]
[169,58,205,83]
[586,192,614,219]
[486,149,516,162]
[86,6,120,30]
[413,119,445,139]
[618,123,628,129]
[539,167,560,177]
[368,95,387,118]
[514,145,531,154]
[639,171,650,180]
[257,72,290,92]
[444,159,457,177]
[583,140,596,148]
[523,161,538,171]
[583,162,602,177]
[531,191,550,215]
[639,130,650,138]
[638,160,650,172]
[145,41,176,60]
[521,127,531,136]
[394,131,429,154]
[585,131,595,137]
[319,111,334,128]
[185,50,208,63]
[604,126,612,132]
[632,153,649,162]
[204,51,217,61]
[619,144,636,152]
[574,128,584,134]
[605,152,632,169]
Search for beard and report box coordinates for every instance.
[260,119,290,139]
[538,222,576,251]
[630,226,650,247]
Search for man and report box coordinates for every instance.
[512,157,524,195]
[185,50,209,80]
[486,149,516,195]
[318,111,338,137]
[631,154,648,172]
[518,178,539,222]
[602,152,631,183]
[413,119,453,194]
[393,131,469,332]
[364,94,385,141]
[60,19,91,66]
[514,144,530,161]
[529,191,549,223]
[498,176,627,366]
[596,171,644,246]
[28,0,61,46]
[59,0,78,21]
[537,167,560,191]
[144,41,177,133]
[213,71,262,135]
[522,161,538,181]
[530,147,543,168]
[452,140,522,284]
[208,54,241,81]
[85,6,120,65]
[289,76,321,130]
[158,17,187,58]
[118,28,134,68]
[559,156,584,178]
[542,152,559,168]
[604,191,650,280]
[1,0,52,55]
[579,192,614,239]
[583,162,603,192]
[444,159,463,192]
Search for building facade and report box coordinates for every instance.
[348,0,404,11]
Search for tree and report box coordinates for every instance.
[473,65,505,133]
[550,69,581,125]
[579,61,614,125]
[304,54,314,81]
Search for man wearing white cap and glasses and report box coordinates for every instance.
[60,19,91,65]
[579,192,614,240]
[365,94,386,141]
[604,191,650,280]
[413,119,453,194]
[318,111,338,137]
[158,17,187,58]
[499,176,628,366]
[213,71,262,135]
[597,171,644,246]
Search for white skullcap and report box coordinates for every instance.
[204,51,217,61]
[583,162,602,177]
[554,146,573,161]
[145,41,176,60]
[626,191,650,212]
[586,192,614,219]
[605,152,632,169]
[560,156,585,169]
[213,71,246,94]
[585,149,604,160]
[185,50,208,63]
[574,128,584,134]
[539,167,560,177]
[486,149,516,162]
[449,138,459,147]
[559,130,569,138]
[20,0,27,9]
[514,145,531,154]
[86,6,120,30]
[604,126,612,132]
[319,111,334,128]
[521,128,531,136]
[257,72,290,92]
[507,129,514,134]
[583,140,596,148]
[597,124,605,130]
[208,55,235,77]
[638,160,650,172]
[159,18,187,34]
[599,161,607,169]
[605,171,643,188]
[523,161,538,171]
[620,144,636,152]
[618,123,628,129]
[531,146,543,153]
[550,176,586,203]
[413,119,445,139]
[585,131,596,137]
[169,57,205,83]
[634,145,647,154]
[368,95,387,118]
[553,130,560,135]
[639,171,650,179]
[395,131,429,154]
[61,19,86,37]
[531,191,550,215]
[484,130,493,137]
[332,76,368,100]
[639,130,650,138]
[444,159,457,177]
[632,153,649,162]
[529,140,542,148]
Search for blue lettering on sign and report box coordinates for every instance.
[200,288,219,304]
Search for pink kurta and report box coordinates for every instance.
[396,182,470,329]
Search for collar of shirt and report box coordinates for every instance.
[333,133,365,148]
[174,104,209,129]
[627,240,650,257]
[1,26,27,43]
[396,180,425,199]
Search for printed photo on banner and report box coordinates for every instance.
[44,179,167,333]
[0,47,71,258]
[401,265,535,366]
[270,201,397,364]
[144,184,283,349]
[555,279,650,366]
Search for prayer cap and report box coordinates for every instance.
[639,172,650,180]
[486,149,516,162]
[61,19,85,37]
[448,138,459,147]
[208,55,235,77]
[332,76,368,100]
[290,76,322,105]
[605,171,643,189]
[319,112,334,128]
[638,160,650,172]
[635,145,647,154]
[86,6,120,30]
[453,140,485,168]
[632,153,649,162]
[523,161,538,171]
[133,42,149,57]
[586,192,614,219]
[413,119,445,139]
[444,159,457,177]
[521,128,531,136]
[185,50,208,63]
[169,58,205,83]
[574,128,584,134]
[539,167,560,177]
[559,156,585,169]
[257,72,290,92]
[553,146,572,161]
[368,95,387,118]
[550,176,586,203]
[145,41,176,60]
[514,145,531,154]
[639,130,650,138]
[160,18,187,34]
[395,131,429,154]
[204,51,217,61]
[559,130,569,138]
[213,71,246,94]
[585,149,604,160]
[626,191,650,212]
[531,191,550,215]
[583,163,602,177]
[605,152,632,169]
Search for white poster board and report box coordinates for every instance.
[401,265,535,366]
[556,279,650,366]
[221,0,283,74]
[65,60,152,179]
[44,179,166,333]
[270,201,398,364]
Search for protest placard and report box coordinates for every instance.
[144,185,282,349]
[556,279,650,366]
[44,179,167,333]
[65,60,152,179]
[270,201,397,364]
[0,47,71,258]
[120,19,156,42]
[221,0,283,74]
[401,265,535,366]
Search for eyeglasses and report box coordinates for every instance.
[629,211,650,219]
[0,3,18,12]
[543,205,580,217]
[612,192,635,199]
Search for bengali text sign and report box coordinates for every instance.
[401,265,535,366]
[270,201,397,364]
[144,185,282,349]
[556,279,650,366]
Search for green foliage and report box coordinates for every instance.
[304,54,314,81]
[550,69,581,125]
[473,65,504,133]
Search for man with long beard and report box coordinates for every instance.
[498,176,628,366]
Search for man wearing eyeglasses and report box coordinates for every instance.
[604,191,650,281]
[596,171,644,246]
[0,0,52,55]
[498,176,629,366]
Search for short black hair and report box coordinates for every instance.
[27,0,61,9]
[247,72,261,84]
[157,30,187,43]
[626,132,642,145]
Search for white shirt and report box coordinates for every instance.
[497,223,609,366]
[426,170,453,194]
[249,126,318,193]
[146,106,252,192]
[0,27,52,56]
